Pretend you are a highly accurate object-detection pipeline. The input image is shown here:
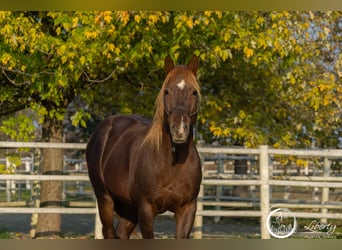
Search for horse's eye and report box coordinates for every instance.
[192,90,197,96]
[165,89,169,96]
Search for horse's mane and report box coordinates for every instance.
[142,66,201,151]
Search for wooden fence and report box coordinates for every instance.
[0,142,342,239]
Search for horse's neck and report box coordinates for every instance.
[171,142,192,165]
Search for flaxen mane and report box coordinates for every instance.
[142,66,201,151]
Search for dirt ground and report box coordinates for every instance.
[0,213,260,239]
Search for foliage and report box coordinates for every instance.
[0,111,36,141]
[0,229,13,239]
[0,152,21,174]
[0,11,341,149]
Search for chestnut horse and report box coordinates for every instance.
[86,55,202,239]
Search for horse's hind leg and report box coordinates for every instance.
[96,193,116,238]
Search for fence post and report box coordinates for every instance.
[215,154,224,223]
[321,156,330,224]
[193,154,205,239]
[193,183,203,239]
[259,145,270,239]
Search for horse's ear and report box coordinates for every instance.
[188,55,199,75]
[164,55,175,74]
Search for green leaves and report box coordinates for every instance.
[0,112,36,141]
[0,11,341,149]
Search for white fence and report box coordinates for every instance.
[0,142,342,239]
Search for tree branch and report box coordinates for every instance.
[1,67,31,86]
[1,66,55,86]
[0,103,27,116]
[81,67,116,87]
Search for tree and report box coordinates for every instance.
[168,11,342,149]
[0,11,171,236]
[1,11,341,236]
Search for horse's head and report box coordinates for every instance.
[162,55,201,144]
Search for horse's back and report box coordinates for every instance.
[86,114,150,176]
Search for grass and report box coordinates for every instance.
[0,229,14,239]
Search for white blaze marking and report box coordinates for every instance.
[179,116,185,134]
[177,79,186,90]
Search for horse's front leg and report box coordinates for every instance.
[175,200,197,239]
[138,202,155,239]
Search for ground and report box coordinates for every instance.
[0,214,260,239]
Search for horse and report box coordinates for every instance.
[86,55,202,239]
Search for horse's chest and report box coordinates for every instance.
[132,154,201,213]
[151,177,195,212]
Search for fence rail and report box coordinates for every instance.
[1,142,342,239]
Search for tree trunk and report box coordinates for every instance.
[35,118,64,237]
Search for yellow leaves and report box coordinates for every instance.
[213,46,232,61]
[203,18,210,26]
[273,40,281,51]
[204,11,222,18]
[103,12,113,24]
[281,132,296,147]
[148,14,159,25]
[286,72,297,84]
[107,43,115,52]
[114,47,121,55]
[175,13,201,30]
[84,30,99,39]
[102,43,121,59]
[206,100,225,112]
[209,123,230,137]
[56,27,62,36]
[295,159,309,168]
[161,15,169,24]
[223,31,231,42]
[79,56,86,66]
[57,44,66,56]
[215,11,223,19]
[133,12,169,26]
[243,47,254,58]
[204,11,212,17]
[239,110,246,119]
[257,36,269,49]
[134,15,141,23]
[318,83,331,92]
[72,17,79,28]
[1,53,12,66]
[121,103,133,114]
[186,19,193,29]
[256,16,265,26]
[0,11,10,20]
[116,11,130,25]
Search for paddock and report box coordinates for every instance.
[0,142,341,239]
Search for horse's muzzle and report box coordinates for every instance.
[170,121,189,144]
